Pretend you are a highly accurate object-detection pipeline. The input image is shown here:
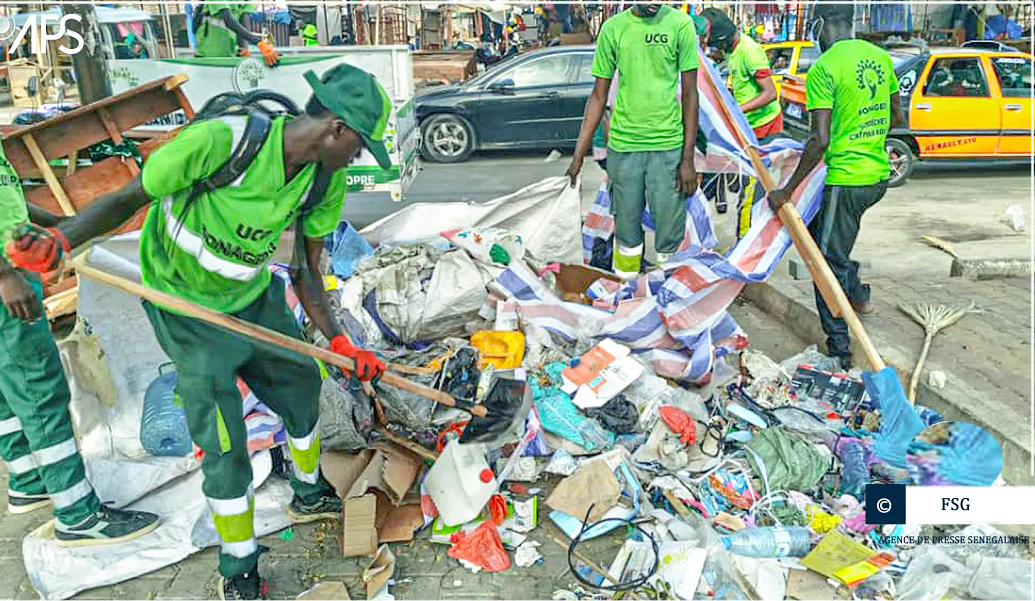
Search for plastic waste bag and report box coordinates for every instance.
[864,367,924,468]
[448,521,512,572]
[745,426,828,492]
[327,221,374,279]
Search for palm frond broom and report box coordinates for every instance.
[898,302,974,404]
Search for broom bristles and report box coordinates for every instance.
[899,302,974,335]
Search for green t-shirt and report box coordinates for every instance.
[195,3,251,58]
[0,147,28,258]
[806,39,899,186]
[591,6,699,153]
[139,116,347,314]
[728,35,781,129]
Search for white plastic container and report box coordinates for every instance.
[425,440,498,527]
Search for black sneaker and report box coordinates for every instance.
[8,492,51,515]
[286,492,342,524]
[219,568,263,601]
[54,506,160,547]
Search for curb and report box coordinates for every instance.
[742,281,1034,487]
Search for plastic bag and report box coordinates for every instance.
[585,395,640,434]
[448,521,512,572]
[965,555,1033,599]
[779,345,838,375]
[327,221,374,279]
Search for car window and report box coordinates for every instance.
[575,54,596,84]
[796,45,820,74]
[503,55,573,88]
[766,47,794,74]
[922,57,990,97]
[991,56,1034,98]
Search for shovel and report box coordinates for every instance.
[701,67,910,408]
[72,257,489,418]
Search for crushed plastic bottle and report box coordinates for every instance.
[139,364,192,457]
[840,439,869,499]
[720,526,811,558]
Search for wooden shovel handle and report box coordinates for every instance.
[72,259,488,417]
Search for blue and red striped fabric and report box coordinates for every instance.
[496,47,828,384]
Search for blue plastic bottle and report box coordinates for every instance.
[721,526,811,558]
[840,439,869,499]
[140,363,192,456]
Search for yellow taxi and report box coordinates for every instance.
[761,40,819,95]
[780,46,1033,186]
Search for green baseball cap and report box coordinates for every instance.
[304,63,393,169]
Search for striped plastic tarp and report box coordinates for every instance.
[500,47,828,384]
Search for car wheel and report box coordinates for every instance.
[421,114,475,163]
[886,137,914,188]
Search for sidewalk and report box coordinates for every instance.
[737,166,1033,486]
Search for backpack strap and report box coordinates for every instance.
[192,109,271,196]
[291,165,334,273]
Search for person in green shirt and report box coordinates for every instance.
[566,3,700,279]
[8,64,393,601]
[769,2,906,369]
[0,157,160,548]
[193,2,280,66]
[302,23,319,47]
[704,9,783,140]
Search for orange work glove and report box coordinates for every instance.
[329,335,385,381]
[5,224,70,273]
[238,46,252,57]
[257,41,279,67]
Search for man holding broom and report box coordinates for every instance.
[769,2,905,369]
[7,64,390,600]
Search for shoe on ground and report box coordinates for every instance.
[54,506,160,547]
[852,299,874,315]
[220,569,263,601]
[8,492,52,515]
[286,492,342,524]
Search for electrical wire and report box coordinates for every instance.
[566,504,660,593]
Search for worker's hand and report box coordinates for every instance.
[330,335,385,381]
[257,41,280,67]
[5,224,70,273]
[238,46,252,57]
[677,158,697,197]
[0,269,41,322]
[564,156,583,188]
[768,187,793,212]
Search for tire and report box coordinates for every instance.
[421,113,475,163]
[886,137,915,188]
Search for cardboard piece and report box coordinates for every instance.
[363,545,397,599]
[561,339,644,409]
[714,511,747,532]
[546,460,621,522]
[322,445,424,557]
[296,581,351,600]
[555,263,620,304]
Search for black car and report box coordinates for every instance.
[416,46,596,163]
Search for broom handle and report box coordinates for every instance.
[702,71,886,371]
[72,259,488,418]
[908,333,934,405]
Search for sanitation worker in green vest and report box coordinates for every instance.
[7,64,395,601]
[0,156,160,547]
[194,1,280,66]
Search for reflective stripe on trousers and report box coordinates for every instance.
[288,422,321,485]
[208,485,257,554]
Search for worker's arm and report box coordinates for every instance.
[59,177,152,249]
[565,77,611,186]
[0,254,40,322]
[293,236,343,341]
[218,8,261,46]
[739,72,777,114]
[678,69,699,196]
[26,203,66,228]
[768,109,830,211]
[890,92,906,130]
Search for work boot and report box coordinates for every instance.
[286,490,342,524]
[54,505,160,547]
[852,299,874,315]
[7,492,51,515]
[219,568,263,601]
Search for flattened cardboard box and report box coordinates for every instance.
[321,444,425,557]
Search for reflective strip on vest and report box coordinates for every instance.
[0,416,22,437]
[162,199,266,282]
[50,478,94,509]
[32,438,79,467]
[5,453,37,475]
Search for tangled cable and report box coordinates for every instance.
[566,504,661,592]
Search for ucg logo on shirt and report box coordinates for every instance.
[644,33,669,45]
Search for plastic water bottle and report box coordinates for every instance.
[139,364,192,457]
[721,527,812,558]
[840,439,869,499]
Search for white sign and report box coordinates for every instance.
[0,14,83,55]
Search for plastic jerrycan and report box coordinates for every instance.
[425,439,498,527]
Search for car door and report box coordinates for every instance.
[468,54,573,148]
[554,53,595,144]
[988,54,1034,156]
[910,55,1001,158]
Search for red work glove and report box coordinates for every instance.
[238,46,252,57]
[5,224,70,273]
[257,41,280,67]
[330,335,385,381]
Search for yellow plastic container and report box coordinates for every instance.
[470,331,525,370]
